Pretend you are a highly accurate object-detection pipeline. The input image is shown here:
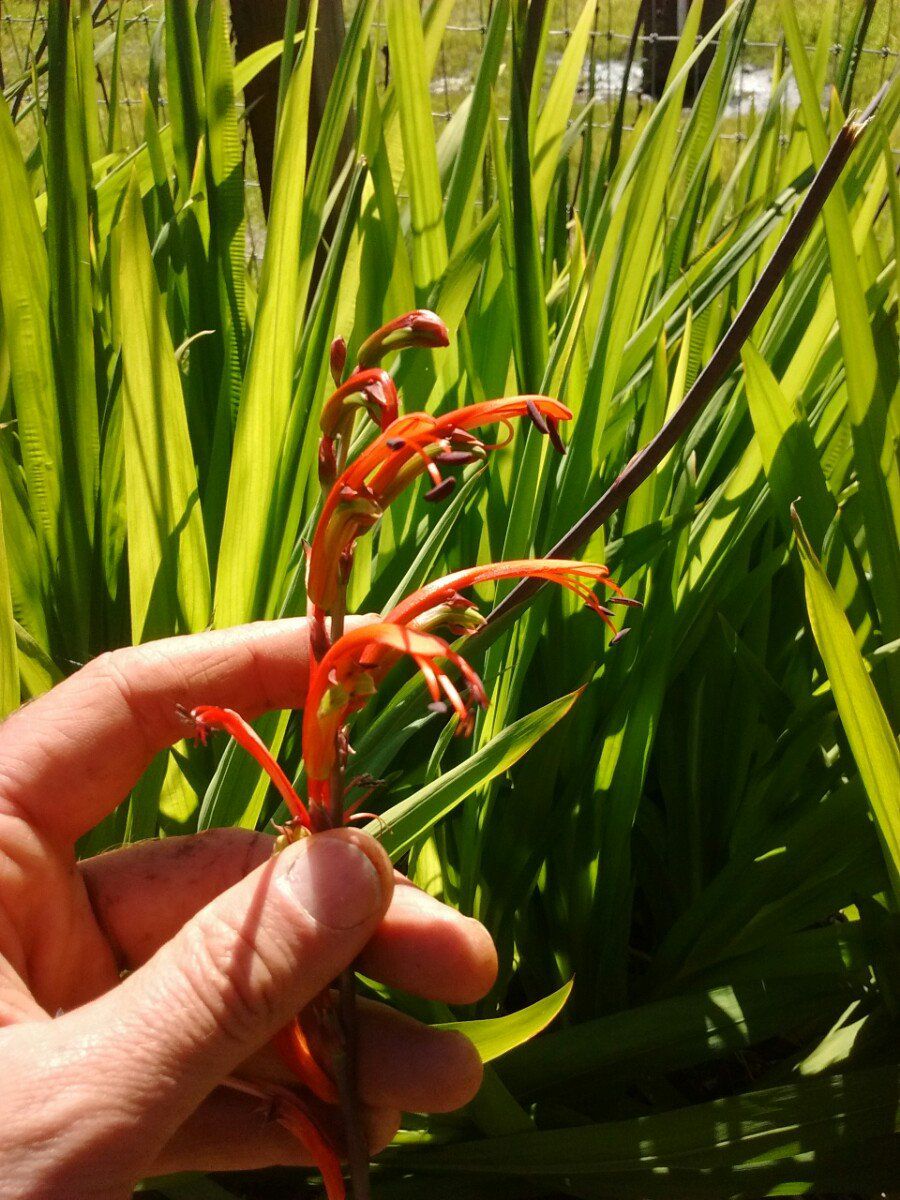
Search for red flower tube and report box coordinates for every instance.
[384,559,629,633]
[275,1089,346,1200]
[187,705,311,830]
[308,397,573,611]
[320,369,399,440]
[302,622,488,813]
[356,309,449,367]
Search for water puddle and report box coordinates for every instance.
[430,57,802,120]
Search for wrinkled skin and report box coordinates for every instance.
[0,619,497,1200]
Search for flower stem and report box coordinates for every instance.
[486,106,875,629]
[313,591,371,1199]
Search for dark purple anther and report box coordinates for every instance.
[424,477,457,503]
[436,449,479,465]
[386,437,405,451]
[525,398,550,435]
[610,596,643,607]
[611,627,631,644]
[546,418,566,455]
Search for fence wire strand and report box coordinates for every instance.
[2,0,897,253]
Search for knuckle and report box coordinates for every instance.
[174,907,287,1045]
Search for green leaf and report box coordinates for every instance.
[46,1,97,658]
[215,3,317,625]
[366,690,582,860]
[782,7,900,697]
[165,0,206,199]
[391,1065,900,1190]
[436,980,572,1064]
[443,0,507,250]
[531,0,594,217]
[117,177,211,641]
[793,506,900,906]
[386,0,449,300]
[0,94,61,597]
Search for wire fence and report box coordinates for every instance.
[2,0,897,209]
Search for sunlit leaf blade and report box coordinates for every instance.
[782,7,900,698]
[117,177,211,642]
[386,0,449,300]
[368,690,582,861]
[793,506,900,906]
[215,3,317,625]
[436,980,572,1064]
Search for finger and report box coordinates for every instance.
[81,829,497,1003]
[248,997,484,1115]
[152,1087,401,1175]
[365,876,497,1004]
[0,617,370,843]
[60,830,393,1151]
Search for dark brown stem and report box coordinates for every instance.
[313,592,371,1199]
[488,105,876,630]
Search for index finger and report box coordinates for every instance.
[0,619,323,844]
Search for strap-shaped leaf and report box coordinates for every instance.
[368,689,581,861]
[117,177,211,642]
[793,506,900,906]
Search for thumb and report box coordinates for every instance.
[69,828,392,1146]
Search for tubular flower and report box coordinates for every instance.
[356,309,449,367]
[186,706,311,830]
[308,397,573,611]
[302,622,488,813]
[318,369,400,487]
[385,559,633,637]
[275,1089,346,1200]
[274,1006,340,1106]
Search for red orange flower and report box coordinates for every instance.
[318,369,400,486]
[356,309,449,367]
[302,622,488,813]
[384,559,630,635]
[186,705,311,829]
[307,397,573,611]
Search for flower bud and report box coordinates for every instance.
[329,336,347,385]
[356,310,450,367]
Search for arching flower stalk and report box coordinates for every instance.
[183,311,636,1200]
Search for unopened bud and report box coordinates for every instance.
[330,336,347,385]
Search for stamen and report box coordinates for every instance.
[424,477,457,503]
[526,397,550,435]
[546,417,566,455]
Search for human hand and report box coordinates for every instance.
[0,620,496,1199]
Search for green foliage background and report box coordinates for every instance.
[0,0,898,1195]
